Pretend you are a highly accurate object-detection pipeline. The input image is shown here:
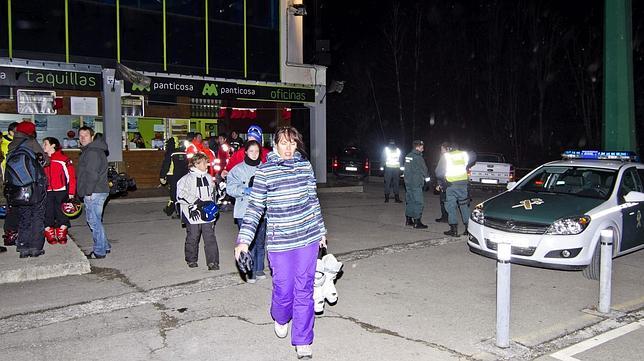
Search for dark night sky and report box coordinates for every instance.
[305,0,644,167]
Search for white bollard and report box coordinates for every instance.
[598,229,613,314]
[496,242,512,348]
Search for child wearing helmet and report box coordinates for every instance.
[176,153,220,270]
[42,137,77,245]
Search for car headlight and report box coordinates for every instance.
[471,203,485,225]
[545,216,591,235]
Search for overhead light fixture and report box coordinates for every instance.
[288,3,307,16]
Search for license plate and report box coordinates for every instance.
[482,179,499,184]
[345,166,358,171]
[487,232,529,248]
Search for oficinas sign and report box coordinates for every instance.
[126,76,316,103]
[0,67,102,91]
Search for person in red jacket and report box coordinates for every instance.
[42,137,77,244]
[186,132,217,177]
[223,125,269,177]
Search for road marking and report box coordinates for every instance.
[550,319,643,361]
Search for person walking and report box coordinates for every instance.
[160,135,189,218]
[403,140,431,229]
[1,122,19,247]
[5,121,49,258]
[382,139,402,203]
[77,126,111,258]
[234,126,327,360]
[42,137,76,245]
[176,153,220,270]
[226,140,266,283]
[435,142,476,237]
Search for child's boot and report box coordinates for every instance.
[56,227,68,245]
[44,227,58,244]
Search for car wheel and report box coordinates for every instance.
[582,245,600,281]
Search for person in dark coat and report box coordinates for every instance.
[77,126,110,258]
[7,121,49,257]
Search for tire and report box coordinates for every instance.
[582,243,600,281]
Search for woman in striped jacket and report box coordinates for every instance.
[235,126,327,360]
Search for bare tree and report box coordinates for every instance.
[566,29,601,148]
[410,3,423,141]
[382,1,407,146]
[367,70,387,143]
[524,1,564,149]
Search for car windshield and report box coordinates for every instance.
[477,154,504,163]
[517,166,616,199]
[342,148,363,158]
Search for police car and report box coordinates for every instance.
[467,150,644,280]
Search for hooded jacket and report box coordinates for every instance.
[44,150,76,195]
[76,137,109,196]
[8,131,50,167]
[236,151,326,252]
[226,157,261,219]
[176,167,215,224]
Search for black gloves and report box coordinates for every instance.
[236,251,254,274]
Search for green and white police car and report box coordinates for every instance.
[467,150,644,280]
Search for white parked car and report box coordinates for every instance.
[468,152,514,187]
[467,150,644,280]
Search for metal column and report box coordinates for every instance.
[603,0,636,151]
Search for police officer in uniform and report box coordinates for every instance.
[160,135,189,218]
[435,143,475,236]
[403,140,431,229]
[382,139,402,203]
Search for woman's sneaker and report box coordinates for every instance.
[295,345,312,359]
[274,321,288,338]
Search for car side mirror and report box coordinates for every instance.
[624,191,644,203]
[506,182,517,191]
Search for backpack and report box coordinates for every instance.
[3,139,46,206]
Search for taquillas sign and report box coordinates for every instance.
[126,76,315,103]
[0,67,102,91]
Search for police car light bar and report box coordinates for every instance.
[562,150,639,161]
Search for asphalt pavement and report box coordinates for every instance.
[0,178,642,361]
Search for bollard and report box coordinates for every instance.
[598,229,613,314]
[496,242,512,348]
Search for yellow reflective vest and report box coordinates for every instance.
[444,150,469,183]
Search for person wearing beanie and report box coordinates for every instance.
[7,121,50,257]
[223,125,270,176]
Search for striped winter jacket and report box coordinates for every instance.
[237,151,326,252]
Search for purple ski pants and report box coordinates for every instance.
[268,242,318,346]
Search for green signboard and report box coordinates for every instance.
[125,76,316,103]
[0,67,102,91]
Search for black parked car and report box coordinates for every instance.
[331,147,370,179]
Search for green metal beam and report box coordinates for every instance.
[116,0,121,62]
[205,0,209,74]
[603,0,637,151]
[243,0,247,78]
[163,0,167,71]
[65,0,69,63]
[7,0,12,59]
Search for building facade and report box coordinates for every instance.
[0,0,327,187]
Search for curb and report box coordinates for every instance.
[0,236,91,284]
